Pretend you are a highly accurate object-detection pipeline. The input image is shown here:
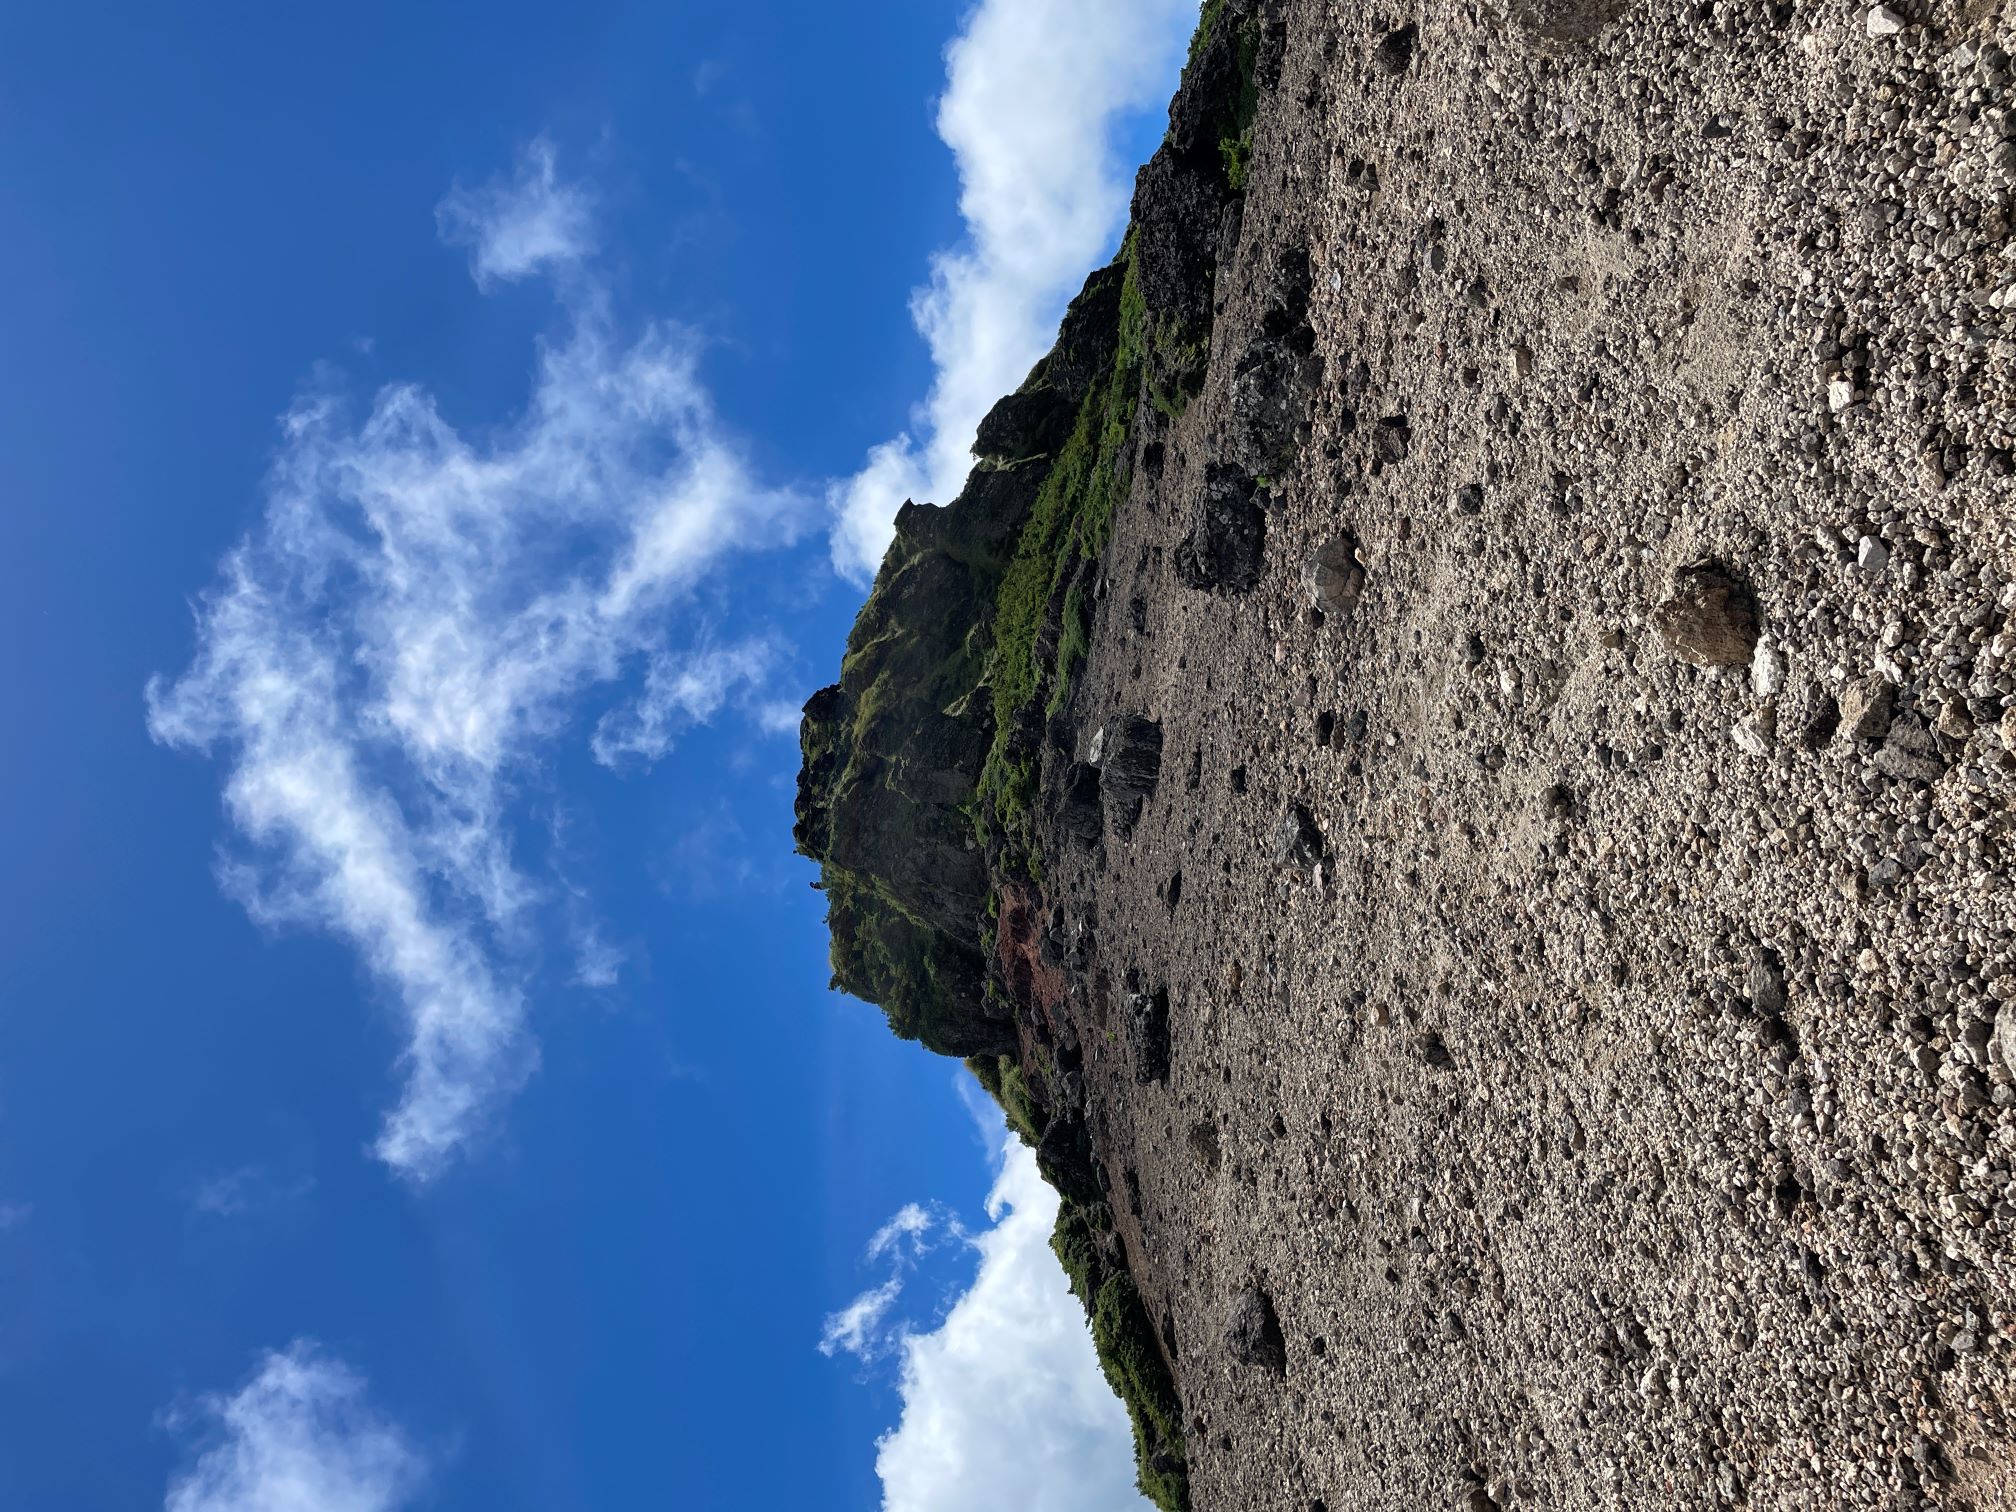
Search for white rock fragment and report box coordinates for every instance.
[1087,725,1106,766]
[1857,535,1890,573]
[1732,722,1771,759]
[1828,376,1856,412]
[1751,639,1786,699]
[1866,4,1906,36]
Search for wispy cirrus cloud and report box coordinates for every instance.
[867,1202,938,1263]
[591,635,786,768]
[189,1166,316,1220]
[819,1276,905,1362]
[828,0,1194,580]
[819,1199,964,1363]
[164,1343,425,1512]
[436,139,594,288]
[149,140,806,1179]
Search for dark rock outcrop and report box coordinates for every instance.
[1098,716,1165,839]
[1175,465,1267,593]
[794,253,1139,1060]
[795,9,1276,1508]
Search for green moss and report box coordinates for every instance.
[1190,0,1225,59]
[822,869,984,1054]
[965,1054,1045,1147]
[973,248,1148,867]
[1218,14,1261,190]
[1177,0,1262,190]
[1049,581,1091,717]
[1052,1202,1189,1510]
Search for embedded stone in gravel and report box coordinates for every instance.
[1651,564,1759,667]
[1751,639,1786,699]
[1789,683,1840,750]
[1506,0,1629,44]
[1099,716,1164,837]
[1874,713,1945,783]
[1731,721,1771,759]
[1274,803,1325,873]
[1749,951,1788,1017]
[1130,987,1172,1085]
[1176,464,1267,593]
[1188,1119,1222,1173]
[1301,533,1365,612]
[1866,4,1906,36]
[1224,1284,1287,1373]
[1057,761,1104,849]
[1839,678,1897,743]
[1372,415,1411,465]
[1375,23,1417,76]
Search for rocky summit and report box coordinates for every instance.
[796,1,2016,1507]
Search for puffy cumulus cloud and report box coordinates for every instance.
[828,0,1195,580]
[149,142,805,1179]
[164,1343,424,1512]
[871,1139,1151,1512]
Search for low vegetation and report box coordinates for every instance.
[1053,1200,1189,1510]
[974,249,1145,869]
[801,4,1265,1503]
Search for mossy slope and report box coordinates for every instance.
[794,6,1270,1507]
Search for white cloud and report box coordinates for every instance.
[867,1202,936,1263]
[871,1137,1152,1511]
[164,1343,425,1512]
[828,0,1195,580]
[821,1201,965,1362]
[820,1276,905,1362]
[570,922,626,990]
[0,1202,30,1231]
[437,138,593,287]
[149,142,805,1179]
[591,636,784,767]
[753,698,804,737]
[191,1166,316,1219]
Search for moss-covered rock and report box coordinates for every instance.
[794,260,1134,1057]
[795,6,1273,1505]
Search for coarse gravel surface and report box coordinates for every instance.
[1046,1,2016,1506]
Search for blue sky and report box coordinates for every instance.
[0,1,1195,1507]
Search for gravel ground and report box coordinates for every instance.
[1047,1,2016,1505]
